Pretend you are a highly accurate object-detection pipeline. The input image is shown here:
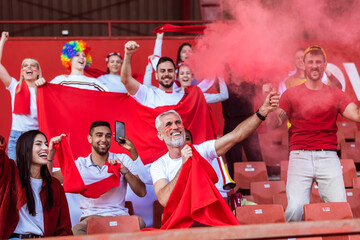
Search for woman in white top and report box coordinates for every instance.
[97,52,127,93]
[177,64,228,104]
[0,32,45,161]
[0,131,72,239]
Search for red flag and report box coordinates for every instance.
[0,136,27,239]
[161,143,239,229]
[13,81,31,115]
[153,24,206,34]
[55,135,123,198]
[37,84,218,167]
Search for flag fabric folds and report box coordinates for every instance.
[54,135,122,198]
[153,24,206,34]
[37,83,218,167]
[161,143,239,229]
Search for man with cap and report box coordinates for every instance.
[272,45,360,222]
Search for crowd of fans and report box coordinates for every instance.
[0,29,359,239]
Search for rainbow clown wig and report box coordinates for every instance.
[60,40,92,71]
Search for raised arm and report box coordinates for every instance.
[203,76,229,104]
[143,57,154,87]
[0,32,12,88]
[150,32,163,71]
[153,145,192,207]
[121,41,141,95]
[215,90,280,156]
[47,134,66,180]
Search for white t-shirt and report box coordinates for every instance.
[150,140,218,184]
[14,178,44,236]
[97,74,127,93]
[51,75,108,91]
[7,78,39,131]
[132,83,184,108]
[75,152,139,218]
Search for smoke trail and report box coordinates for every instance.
[188,0,360,86]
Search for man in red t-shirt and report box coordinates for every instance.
[275,46,360,222]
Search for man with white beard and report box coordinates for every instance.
[151,87,279,207]
[120,41,185,227]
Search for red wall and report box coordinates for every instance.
[0,37,225,141]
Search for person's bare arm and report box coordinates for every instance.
[153,145,192,207]
[47,134,66,182]
[0,32,12,88]
[121,41,140,95]
[215,90,280,156]
[342,102,360,122]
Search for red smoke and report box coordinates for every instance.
[187,0,360,86]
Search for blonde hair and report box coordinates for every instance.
[17,58,42,93]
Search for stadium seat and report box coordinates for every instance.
[310,182,322,203]
[340,141,360,163]
[250,180,286,204]
[304,202,353,221]
[233,162,268,192]
[346,188,360,218]
[273,192,288,211]
[340,159,357,188]
[153,200,164,229]
[280,160,289,183]
[235,204,285,224]
[337,121,357,143]
[352,177,360,189]
[87,215,140,234]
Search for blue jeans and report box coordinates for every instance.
[285,150,346,222]
[8,130,25,162]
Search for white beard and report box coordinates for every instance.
[164,134,185,148]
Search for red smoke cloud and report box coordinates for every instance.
[187,0,360,86]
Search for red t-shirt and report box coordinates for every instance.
[280,83,352,151]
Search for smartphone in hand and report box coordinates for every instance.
[115,121,125,143]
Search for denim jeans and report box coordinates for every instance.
[285,150,346,222]
[8,130,25,162]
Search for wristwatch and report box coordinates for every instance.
[256,109,266,121]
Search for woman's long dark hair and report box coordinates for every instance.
[176,42,192,66]
[16,130,53,216]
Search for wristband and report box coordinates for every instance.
[123,169,129,176]
[256,109,266,121]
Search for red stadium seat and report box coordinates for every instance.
[304,202,353,221]
[337,121,357,143]
[346,188,360,218]
[353,177,360,189]
[280,160,289,183]
[87,215,140,234]
[273,192,288,211]
[250,180,286,204]
[340,141,360,163]
[235,204,285,224]
[340,159,357,188]
[233,162,268,192]
[310,182,322,203]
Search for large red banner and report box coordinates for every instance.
[37,83,219,167]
